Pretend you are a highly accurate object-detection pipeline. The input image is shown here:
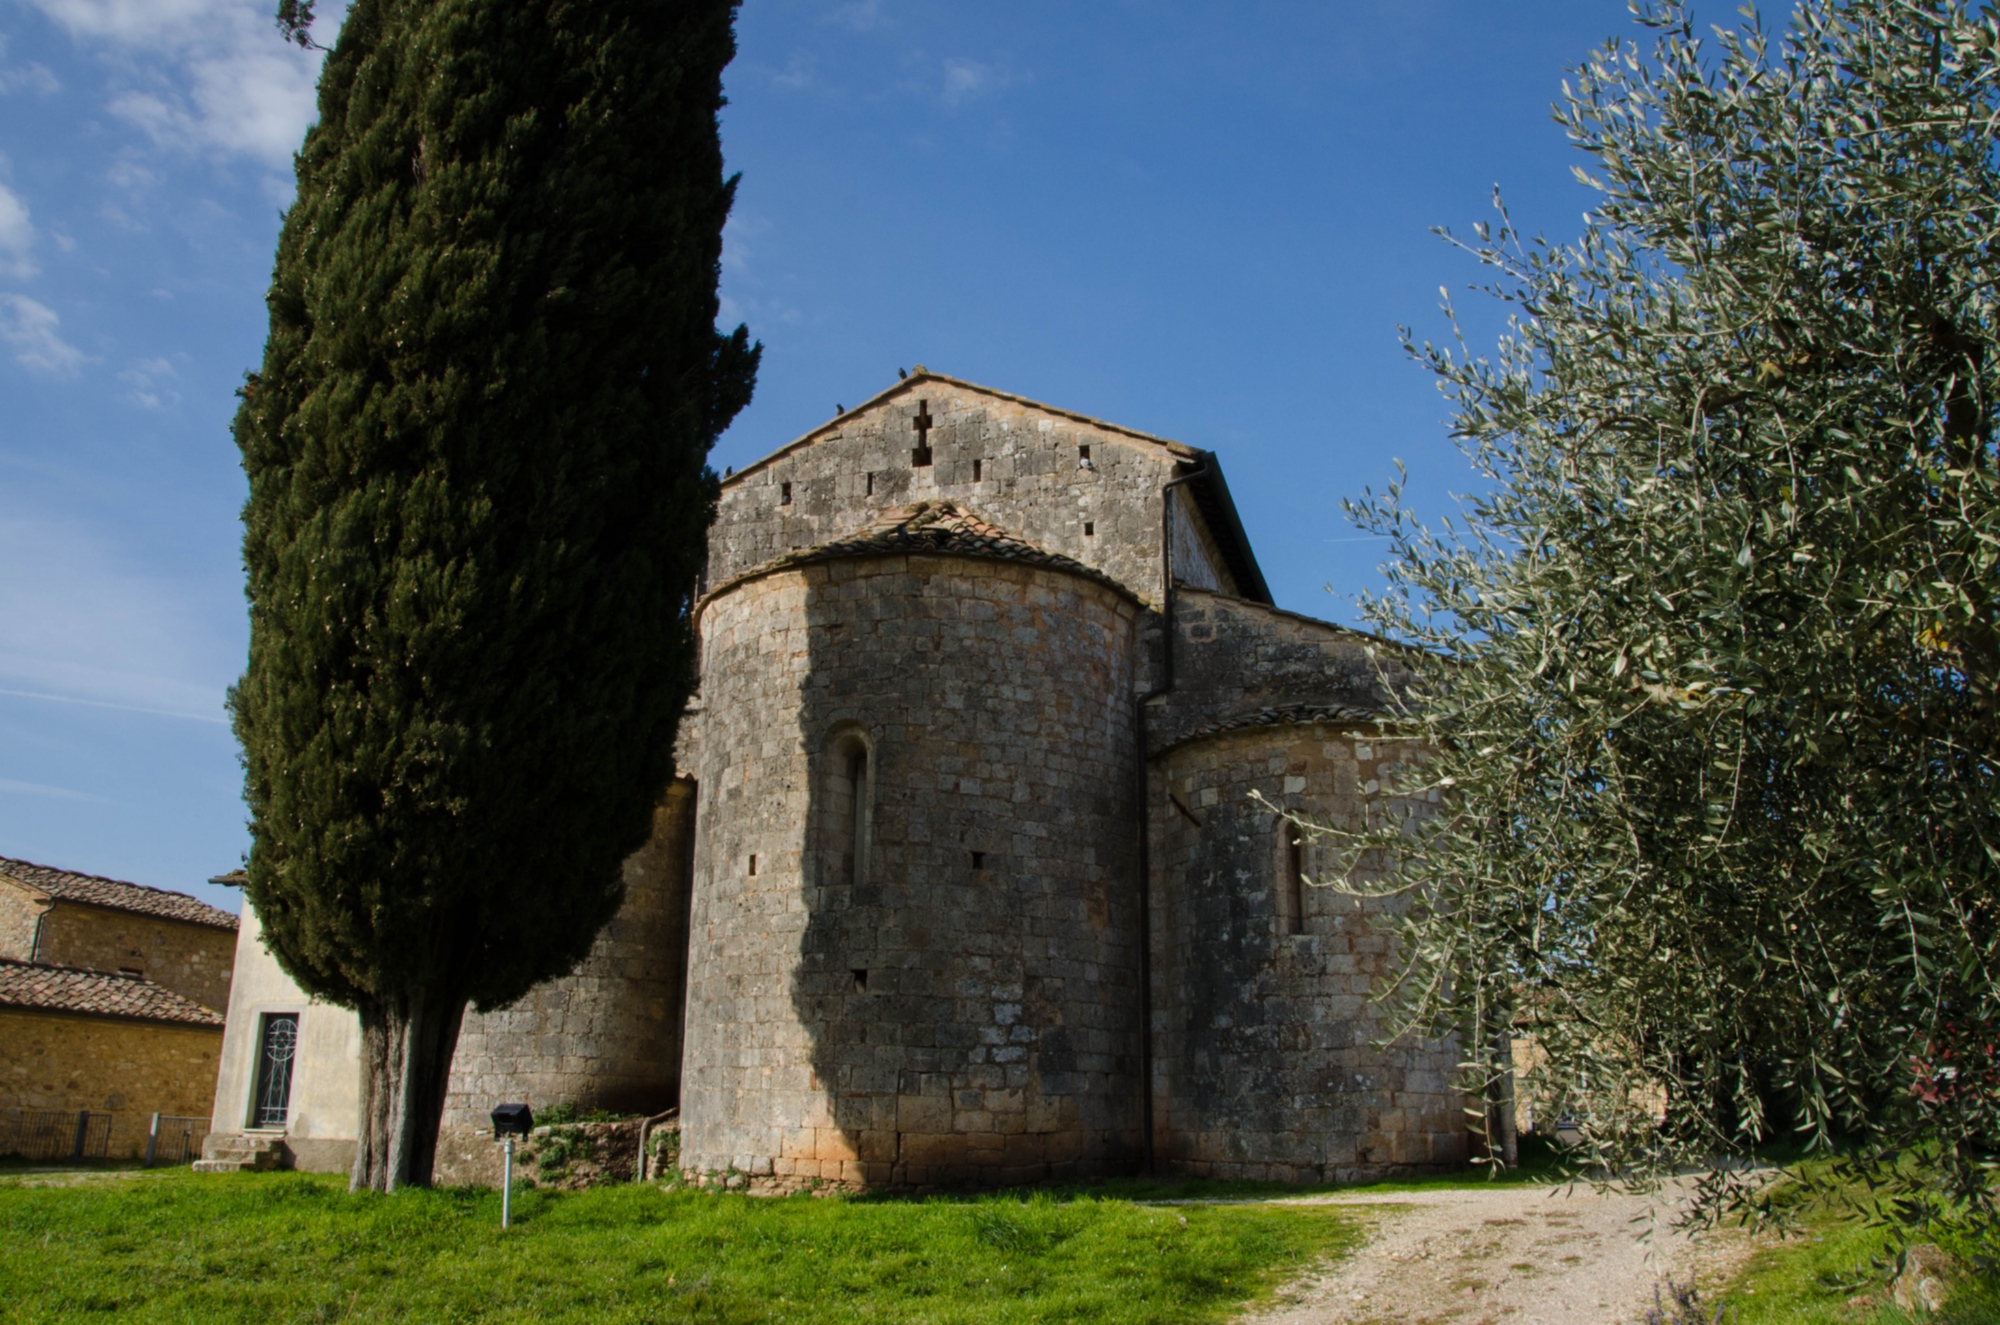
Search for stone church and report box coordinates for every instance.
[206,370,1467,1188]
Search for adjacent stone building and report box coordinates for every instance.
[0,858,236,1160]
[0,856,238,1011]
[204,371,1467,1187]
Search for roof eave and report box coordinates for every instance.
[1181,451,1273,605]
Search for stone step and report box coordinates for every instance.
[192,1133,291,1173]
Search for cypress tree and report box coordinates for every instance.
[232,0,757,1192]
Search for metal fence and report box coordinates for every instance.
[0,1109,113,1163]
[144,1114,210,1167]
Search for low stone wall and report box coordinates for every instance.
[433,1117,654,1190]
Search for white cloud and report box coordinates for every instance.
[0,775,110,802]
[827,0,888,32]
[26,0,342,168]
[0,506,231,723]
[119,355,180,409]
[28,0,225,43]
[105,156,160,192]
[0,295,83,375]
[941,57,1009,106]
[0,185,36,278]
[0,62,61,96]
[770,52,815,91]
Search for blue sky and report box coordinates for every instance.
[0,0,1643,909]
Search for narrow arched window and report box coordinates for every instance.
[1280,821,1306,936]
[823,729,872,890]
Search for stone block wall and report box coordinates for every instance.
[1,1008,222,1158]
[1148,721,1465,1182]
[1154,588,1416,740]
[708,380,1229,614]
[0,880,41,962]
[441,780,696,1129]
[682,552,1145,1189]
[34,905,235,1013]
[433,1116,650,1189]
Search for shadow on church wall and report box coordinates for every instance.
[785,555,1146,1188]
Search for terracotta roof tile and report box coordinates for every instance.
[702,501,1135,606]
[1158,702,1393,755]
[0,856,239,931]
[0,958,225,1026]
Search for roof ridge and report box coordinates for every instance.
[0,855,239,930]
[0,955,150,979]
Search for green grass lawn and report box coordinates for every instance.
[1714,1194,1999,1325]
[0,1169,1362,1324]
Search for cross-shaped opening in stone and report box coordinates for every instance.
[911,399,934,467]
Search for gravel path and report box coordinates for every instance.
[1244,1182,1753,1325]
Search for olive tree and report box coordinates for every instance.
[1319,0,1999,1246]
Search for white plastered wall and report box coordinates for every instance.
[210,902,360,1145]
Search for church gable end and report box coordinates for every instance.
[709,372,1262,610]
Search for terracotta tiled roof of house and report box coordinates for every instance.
[702,501,1134,608]
[0,958,225,1026]
[0,856,239,931]
[1158,701,1394,755]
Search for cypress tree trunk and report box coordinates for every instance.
[352,992,467,1192]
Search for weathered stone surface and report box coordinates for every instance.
[1,1006,222,1158]
[707,376,1232,616]
[681,552,1144,1190]
[442,781,696,1129]
[202,372,1470,1192]
[1149,722,1463,1181]
[433,1117,651,1189]
[0,866,237,1013]
[1150,587,1417,749]
[1893,1244,1959,1315]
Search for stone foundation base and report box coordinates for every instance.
[286,1137,358,1174]
[1161,1158,1462,1185]
[432,1118,654,1189]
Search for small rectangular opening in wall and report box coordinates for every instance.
[972,458,982,481]
[912,447,932,467]
[1084,522,1094,537]
[1078,444,1091,462]
[780,481,792,505]
[866,472,874,496]
[970,851,985,870]
[1282,824,1305,936]
[748,853,758,876]
[852,968,869,992]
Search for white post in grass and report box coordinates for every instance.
[502,1133,514,1229]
